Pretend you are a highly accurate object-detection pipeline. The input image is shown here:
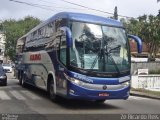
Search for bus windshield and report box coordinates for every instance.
[70,21,130,74]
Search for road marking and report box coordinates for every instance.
[0,91,11,100]
[10,90,26,100]
[21,90,41,100]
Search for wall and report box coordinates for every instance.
[131,75,160,91]
[131,62,160,75]
[131,62,160,91]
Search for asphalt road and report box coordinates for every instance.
[0,73,160,120]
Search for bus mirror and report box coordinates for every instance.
[59,27,72,47]
[128,34,142,53]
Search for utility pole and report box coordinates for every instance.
[157,10,160,17]
[114,6,118,20]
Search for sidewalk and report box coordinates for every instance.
[145,88,160,92]
[130,90,160,100]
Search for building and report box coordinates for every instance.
[0,31,6,63]
[130,40,149,62]
[130,40,149,57]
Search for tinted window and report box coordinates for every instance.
[55,19,67,31]
[59,36,67,65]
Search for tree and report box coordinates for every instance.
[0,21,3,31]
[123,13,160,60]
[2,16,40,61]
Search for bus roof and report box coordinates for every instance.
[21,12,123,38]
[50,12,123,27]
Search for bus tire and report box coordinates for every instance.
[19,71,23,85]
[18,70,20,80]
[21,73,26,87]
[49,79,57,102]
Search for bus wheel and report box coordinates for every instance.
[21,74,26,87]
[49,79,57,102]
[95,99,106,103]
[19,73,22,85]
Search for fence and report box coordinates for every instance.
[131,75,160,91]
[131,62,160,91]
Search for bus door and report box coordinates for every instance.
[56,33,68,95]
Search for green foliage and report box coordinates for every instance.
[149,69,160,74]
[122,14,160,60]
[1,16,40,61]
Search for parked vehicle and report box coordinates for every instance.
[2,64,13,73]
[0,67,7,86]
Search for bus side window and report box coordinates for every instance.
[59,35,67,65]
[45,23,54,37]
[55,19,67,32]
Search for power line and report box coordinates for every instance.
[59,0,135,18]
[10,0,136,19]
[38,0,117,17]
[9,0,56,11]
[60,0,113,15]
[36,0,86,10]
[9,0,86,12]
[58,0,135,19]
[37,0,114,16]
[36,0,114,16]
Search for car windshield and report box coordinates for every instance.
[0,67,4,72]
[3,64,11,67]
[70,21,130,74]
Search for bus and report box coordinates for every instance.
[15,12,142,102]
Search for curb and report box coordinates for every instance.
[130,91,160,100]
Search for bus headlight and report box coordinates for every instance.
[122,81,130,86]
[64,73,84,86]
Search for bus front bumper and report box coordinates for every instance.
[67,82,130,100]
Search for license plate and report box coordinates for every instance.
[99,93,109,97]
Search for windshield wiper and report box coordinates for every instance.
[89,46,121,75]
[104,45,121,75]
[105,52,121,75]
[90,49,102,69]
[90,55,121,76]
[108,45,121,53]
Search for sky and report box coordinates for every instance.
[0,0,160,21]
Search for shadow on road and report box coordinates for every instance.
[21,84,120,110]
[5,73,121,111]
[56,99,120,110]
